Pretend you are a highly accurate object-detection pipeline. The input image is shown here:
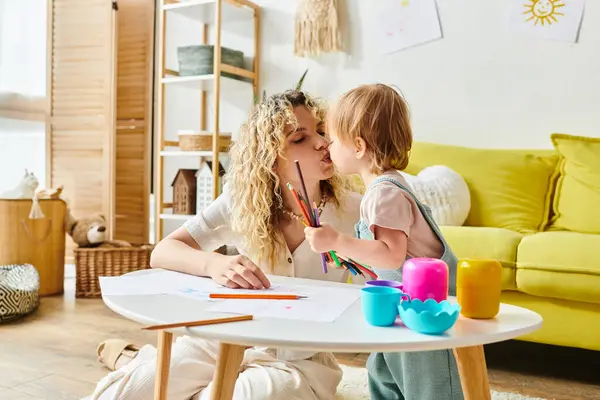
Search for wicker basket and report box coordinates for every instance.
[178,131,232,152]
[177,45,245,79]
[74,244,154,298]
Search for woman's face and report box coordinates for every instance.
[276,106,333,187]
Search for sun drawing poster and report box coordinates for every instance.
[375,0,442,55]
[509,0,586,43]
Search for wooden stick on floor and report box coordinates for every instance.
[453,345,492,400]
[154,331,174,400]
[210,342,246,400]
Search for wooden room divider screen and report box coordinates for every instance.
[46,0,155,258]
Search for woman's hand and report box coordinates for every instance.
[209,254,271,290]
[304,223,341,253]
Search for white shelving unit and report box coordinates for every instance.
[154,0,260,241]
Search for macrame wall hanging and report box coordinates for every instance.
[294,0,342,57]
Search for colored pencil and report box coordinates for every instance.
[209,293,307,300]
[343,261,357,275]
[287,183,312,224]
[347,258,378,279]
[329,249,342,268]
[353,263,377,279]
[142,315,253,331]
[286,168,379,280]
[294,160,315,223]
[313,202,328,273]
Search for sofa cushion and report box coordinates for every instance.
[548,133,600,235]
[405,142,558,233]
[516,231,600,304]
[440,226,522,290]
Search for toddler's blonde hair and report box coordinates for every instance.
[328,83,412,173]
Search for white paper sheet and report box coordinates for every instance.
[205,283,361,323]
[99,269,361,322]
[99,270,214,296]
[508,0,585,43]
[374,0,442,55]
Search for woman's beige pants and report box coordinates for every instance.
[86,336,343,400]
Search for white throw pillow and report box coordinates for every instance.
[399,165,470,226]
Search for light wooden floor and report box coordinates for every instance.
[0,276,598,400]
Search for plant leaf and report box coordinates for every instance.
[295,68,308,91]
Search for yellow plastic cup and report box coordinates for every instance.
[456,259,502,319]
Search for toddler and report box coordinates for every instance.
[304,83,464,400]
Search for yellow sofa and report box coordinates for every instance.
[400,133,600,352]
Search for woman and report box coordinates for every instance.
[88,90,362,400]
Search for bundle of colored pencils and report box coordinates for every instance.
[288,160,378,280]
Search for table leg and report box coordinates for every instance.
[154,331,173,400]
[453,345,491,400]
[210,342,246,400]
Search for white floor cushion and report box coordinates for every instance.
[399,165,470,226]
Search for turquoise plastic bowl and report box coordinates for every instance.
[398,298,460,335]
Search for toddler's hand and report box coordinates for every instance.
[304,223,340,253]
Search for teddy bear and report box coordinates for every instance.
[67,214,131,248]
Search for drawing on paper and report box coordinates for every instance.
[375,0,442,55]
[509,0,584,43]
[523,0,565,26]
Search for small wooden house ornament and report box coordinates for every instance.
[196,161,225,212]
[172,168,197,215]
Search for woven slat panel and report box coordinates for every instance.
[115,125,147,243]
[49,0,116,259]
[114,0,154,244]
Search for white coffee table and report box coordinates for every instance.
[103,269,542,400]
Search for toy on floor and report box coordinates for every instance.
[67,214,131,248]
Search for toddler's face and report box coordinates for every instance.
[327,129,359,175]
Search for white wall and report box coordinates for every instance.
[158,0,600,236]
[249,0,599,149]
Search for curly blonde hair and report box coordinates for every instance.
[228,90,349,271]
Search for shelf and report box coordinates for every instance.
[160,148,229,157]
[160,213,195,221]
[162,0,255,24]
[161,73,252,91]
[156,0,259,242]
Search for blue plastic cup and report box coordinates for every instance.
[361,286,402,326]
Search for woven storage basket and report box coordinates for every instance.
[177,45,245,79]
[74,244,154,298]
[178,131,231,152]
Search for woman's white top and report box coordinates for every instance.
[183,185,363,360]
[183,184,362,283]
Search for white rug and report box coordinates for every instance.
[336,365,548,400]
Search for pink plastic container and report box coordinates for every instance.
[402,258,449,302]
